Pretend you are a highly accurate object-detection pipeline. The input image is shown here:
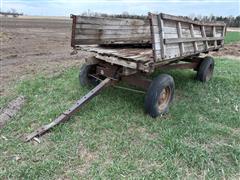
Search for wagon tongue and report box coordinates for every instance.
[24,78,112,142]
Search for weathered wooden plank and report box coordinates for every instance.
[76,28,151,35]
[76,16,149,26]
[155,25,202,38]
[79,45,153,62]
[193,26,202,35]
[164,37,224,44]
[152,43,201,50]
[74,39,151,45]
[163,20,177,28]
[96,54,138,69]
[212,26,217,48]
[152,33,161,48]
[157,15,165,60]
[164,43,199,49]
[164,33,178,38]
[75,34,151,40]
[151,15,158,26]
[177,22,184,56]
[190,24,198,52]
[156,42,205,59]
[205,26,213,37]
[161,13,226,26]
[149,13,159,62]
[153,43,205,60]
[201,26,209,50]
[197,43,205,51]
[74,16,151,45]
[155,43,207,59]
[76,24,150,30]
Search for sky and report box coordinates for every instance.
[1,0,240,17]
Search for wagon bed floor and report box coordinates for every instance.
[77,45,153,63]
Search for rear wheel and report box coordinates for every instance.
[196,56,214,82]
[144,74,175,118]
[79,64,99,87]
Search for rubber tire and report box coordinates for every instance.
[196,56,214,82]
[144,74,175,118]
[79,64,99,87]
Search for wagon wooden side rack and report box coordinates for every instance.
[24,13,226,142]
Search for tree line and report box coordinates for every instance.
[81,11,240,27]
[192,15,240,27]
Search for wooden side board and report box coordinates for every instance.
[71,13,226,67]
[71,15,151,45]
[149,13,226,61]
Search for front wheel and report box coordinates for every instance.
[79,64,99,87]
[144,74,175,118]
[196,56,214,82]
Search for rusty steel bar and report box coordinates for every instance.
[155,62,199,70]
[24,78,112,142]
[121,75,151,91]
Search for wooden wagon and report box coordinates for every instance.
[25,13,226,142]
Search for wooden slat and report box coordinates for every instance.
[76,16,149,26]
[212,26,217,48]
[152,43,203,50]
[75,34,151,40]
[157,14,165,60]
[164,37,224,44]
[76,24,150,30]
[74,39,151,45]
[177,22,184,56]
[74,16,151,45]
[164,33,178,38]
[190,24,198,52]
[161,13,226,27]
[166,43,203,49]
[201,26,209,50]
[153,25,202,36]
[76,28,151,35]
[96,55,137,69]
[79,45,152,63]
[149,13,161,61]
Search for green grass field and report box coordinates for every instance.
[225,31,240,44]
[0,57,239,179]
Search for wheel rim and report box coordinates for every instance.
[206,64,213,81]
[158,87,171,112]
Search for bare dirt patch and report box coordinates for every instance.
[0,17,92,96]
[76,142,98,175]
[210,42,240,60]
[56,141,98,179]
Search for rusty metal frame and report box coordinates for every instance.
[156,61,199,70]
[96,62,120,79]
[24,78,113,142]
[121,74,151,91]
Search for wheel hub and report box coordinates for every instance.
[206,64,213,81]
[158,87,171,112]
